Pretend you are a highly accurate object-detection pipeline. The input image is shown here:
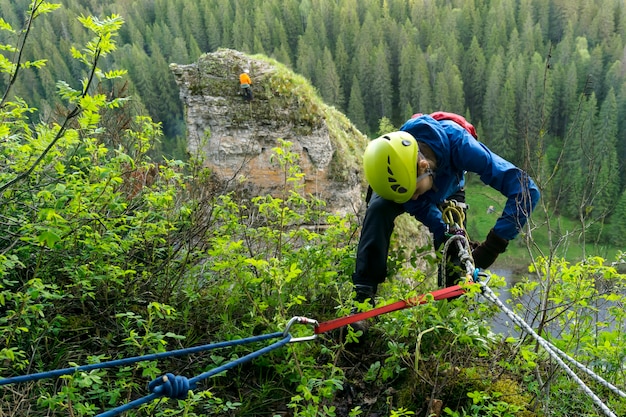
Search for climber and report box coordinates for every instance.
[349,112,540,335]
[239,68,253,101]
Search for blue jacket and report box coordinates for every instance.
[399,114,540,245]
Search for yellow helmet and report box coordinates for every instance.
[363,131,418,204]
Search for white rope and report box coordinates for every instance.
[439,220,622,416]
[479,283,621,417]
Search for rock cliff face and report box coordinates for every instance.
[170,49,368,216]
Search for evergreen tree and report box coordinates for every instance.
[186,34,202,62]
[295,36,317,84]
[608,189,626,246]
[462,36,486,121]
[181,0,207,52]
[253,6,271,53]
[398,38,418,121]
[616,83,626,186]
[482,54,504,148]
[518,52,554,169]
[498,77,519,165]
[369,42,393,123]
[280,0,303,57]
[217,1,234,47]
[253,35,266,55]
[232,5,254,52]
[433,59,464,114]
[204,8,222,51]
[352,33,375,130]
[413,48,433,113]
[317,47,343,108]
[270,17,289,58]
[347,75,367,134]
[162,0,184,39]
[562,93,598,219]
[482,0,515,57]
[333,36,350,105]
[170,37,191,65]
[592,89,620,217]
[272,43,293,68]
[335,0,360,55]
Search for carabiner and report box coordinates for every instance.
[283,316,319,343]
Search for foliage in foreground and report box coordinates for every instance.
[0,3,625,417]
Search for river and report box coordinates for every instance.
[485,267,526,336]
[487,267,623,338]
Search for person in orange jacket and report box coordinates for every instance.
[239,68,253,101]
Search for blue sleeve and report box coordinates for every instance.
[449,129,540,240]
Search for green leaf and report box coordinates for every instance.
[20,59,47,69]
[37,230,61,248]
[31,2,62,18]
[0,17,15,32]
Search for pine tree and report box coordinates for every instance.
[608,189,626,246]
[498,78,519,165]
[318,47,343,108]
[434,59,464,114]
[217,1,234,47]
[181,0,207,52]
[280,0,303,57]
[413,48,433,113]
[482,54,504,148]
[482,0,515,57]
[347,76,367,134]
[272,43,292,68]
[352,35,375,130]
[295,37,317,85]
[232,5,254,53]
[562,93,597,219]
[518,53,554,168]
[204,8,222,51]
[398,39,418,121]
[270,17,289,57]
[592,89,620,217]
[253,6,271,53]
[369,42,393,123]
[462,36,486,121]
[334,36,350,109]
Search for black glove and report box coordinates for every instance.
[472,229,508,269]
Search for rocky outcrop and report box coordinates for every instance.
[170,49,368,216]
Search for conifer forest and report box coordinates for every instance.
[3,0,626,243]
[1,1,626,416]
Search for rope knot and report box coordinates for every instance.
[149,373,191,400]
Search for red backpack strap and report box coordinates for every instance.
[429,111,478,139]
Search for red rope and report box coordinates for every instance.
[314,284,467,335]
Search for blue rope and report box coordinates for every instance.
[0,331,285,386]
[96,334,292,417]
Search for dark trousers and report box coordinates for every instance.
[352,189,466,293]
[242,86,253,101]
[352,193,404,293]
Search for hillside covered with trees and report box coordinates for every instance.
[2,0,626,247]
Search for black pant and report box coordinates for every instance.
[242,87,253,101]
[352,189,466,291]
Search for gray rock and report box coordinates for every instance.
[170,48,368,217]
